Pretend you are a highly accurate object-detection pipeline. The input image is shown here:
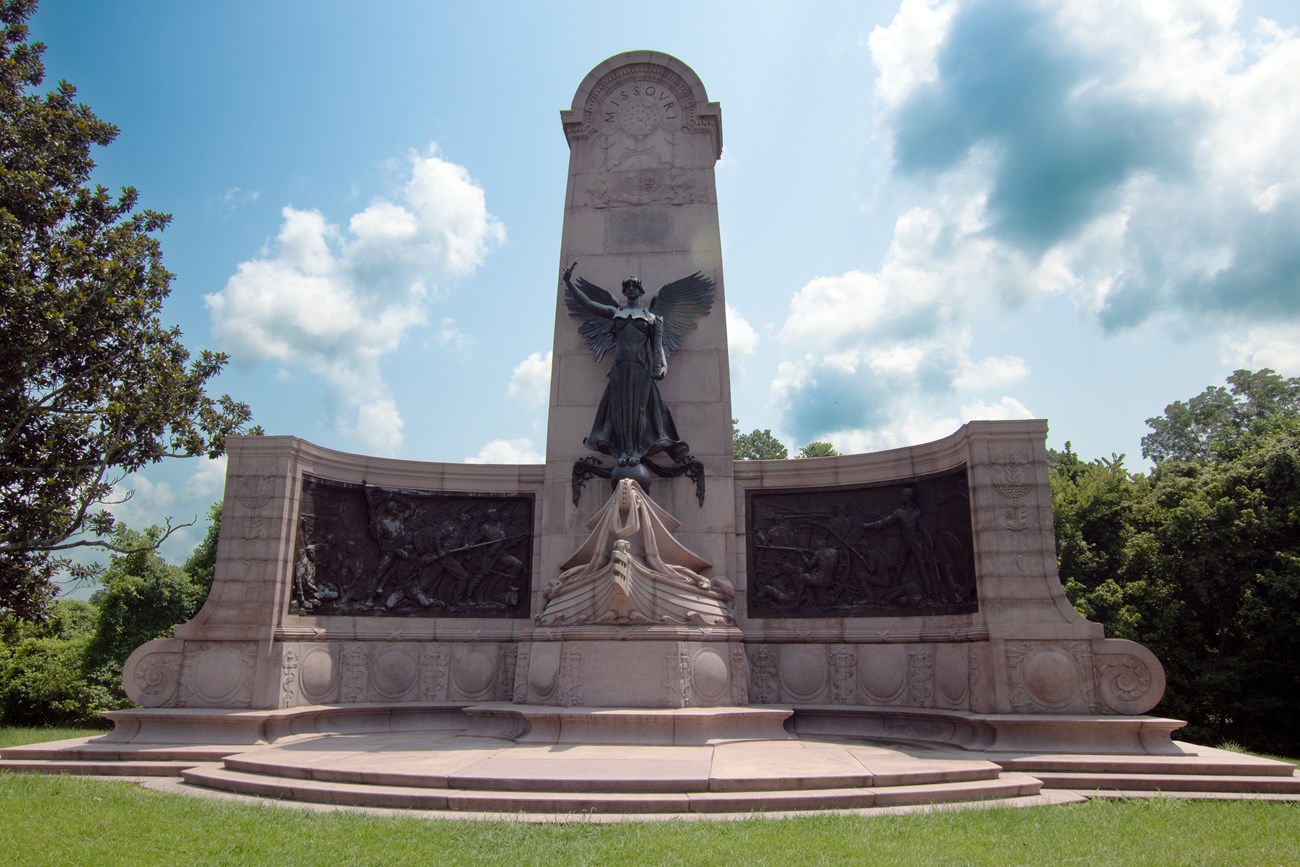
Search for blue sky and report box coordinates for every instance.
[30,0,1300,564]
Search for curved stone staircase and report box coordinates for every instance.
[3,704,1297,818]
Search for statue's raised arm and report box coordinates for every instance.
[562,263,621,362]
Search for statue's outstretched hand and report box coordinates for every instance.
[563,261,578,282]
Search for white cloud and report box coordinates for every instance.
[507,351,552,405]
[436,318,474,355]
[960,395,1035,421]
[220,186,260,209]
[106,474,176,526]
[953,355,1029,391]
[771,0,1300,450]
[867,0,956,106]
[1219,325,1300,374]
[725,303,759,355]
[464,438,544,464]
[184,456,228,501]
[207,145,503,455]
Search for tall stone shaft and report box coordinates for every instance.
[540,52,735,590]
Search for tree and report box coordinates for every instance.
[0,510,219,726]
[732,419,788,460]
[82,524,206,675]
[1051,382,1300,754]
[181,502,221,594]
[0,1,253,619]
[1141,368,1300,463]
[797,441,839,459]
[0,598,112,726]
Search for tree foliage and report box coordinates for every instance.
[1053,373,1300,754]
[797,441,839,458]
[181,502,221,594]
[1141,368,1300,463]
[0,1,253,619]
[0,508,218,726]
[732,419,789,460]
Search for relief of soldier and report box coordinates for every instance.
[747,472,976,618]
[288,476,532,618]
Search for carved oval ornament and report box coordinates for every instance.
[935,644,969,706]
[452,649,498,698]
[371,648,418,699]
[778,647,828,701]
[858,645,907,704]
[192,647,245,703]
[692,648,729,703]
[1022,649,1081,708]
[300,648,336,703]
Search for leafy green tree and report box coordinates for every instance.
[797,441,839,458]
[1142,368,1300,463]
[0,510,218,725]
[1052,375,1300,753]
[82,524,205,677]
[1140,420,1300,752]
[182,503,221,594]
[0,1,253,619]
[732,420,789,460]
[0,598,112,726]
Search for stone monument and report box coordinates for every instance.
[110,51,1171,754]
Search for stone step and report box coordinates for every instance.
[1034,771,1300,795]
[0,758,208,777]
[997,751,1297,778]
[180,766,1042,815]
[0,737,249,763]
[220,751,1004,795]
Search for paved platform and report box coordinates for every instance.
[3,707,1297,819]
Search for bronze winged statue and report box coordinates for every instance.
[562,262,715,495]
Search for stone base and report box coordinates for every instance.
[463,703,792,744]
[791,705,1186,755]
[97,703,470,747]
[516,633,747,707]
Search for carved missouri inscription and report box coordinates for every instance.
[746,468,977,618]
[290,476,533,618]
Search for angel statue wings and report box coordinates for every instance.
[562,262,715,492]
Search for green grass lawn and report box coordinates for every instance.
[3,728,1298,866]
[0,726,107,749]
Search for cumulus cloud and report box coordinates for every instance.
[1219,326,1300,374]
[184,456,228,500]
[507,351,552,405]
[105,473,176,527]
[873,0,1300,330]
[726,303,760,355]
[773,0,1300,448]
[960,395,1034,421]
[207,145,504,455]
[464,438,544,464]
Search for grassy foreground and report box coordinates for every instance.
[3,729,1298,866]
[4,774,1297,866]
[0,726,106,749]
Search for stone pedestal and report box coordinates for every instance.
[514,631,747,708]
